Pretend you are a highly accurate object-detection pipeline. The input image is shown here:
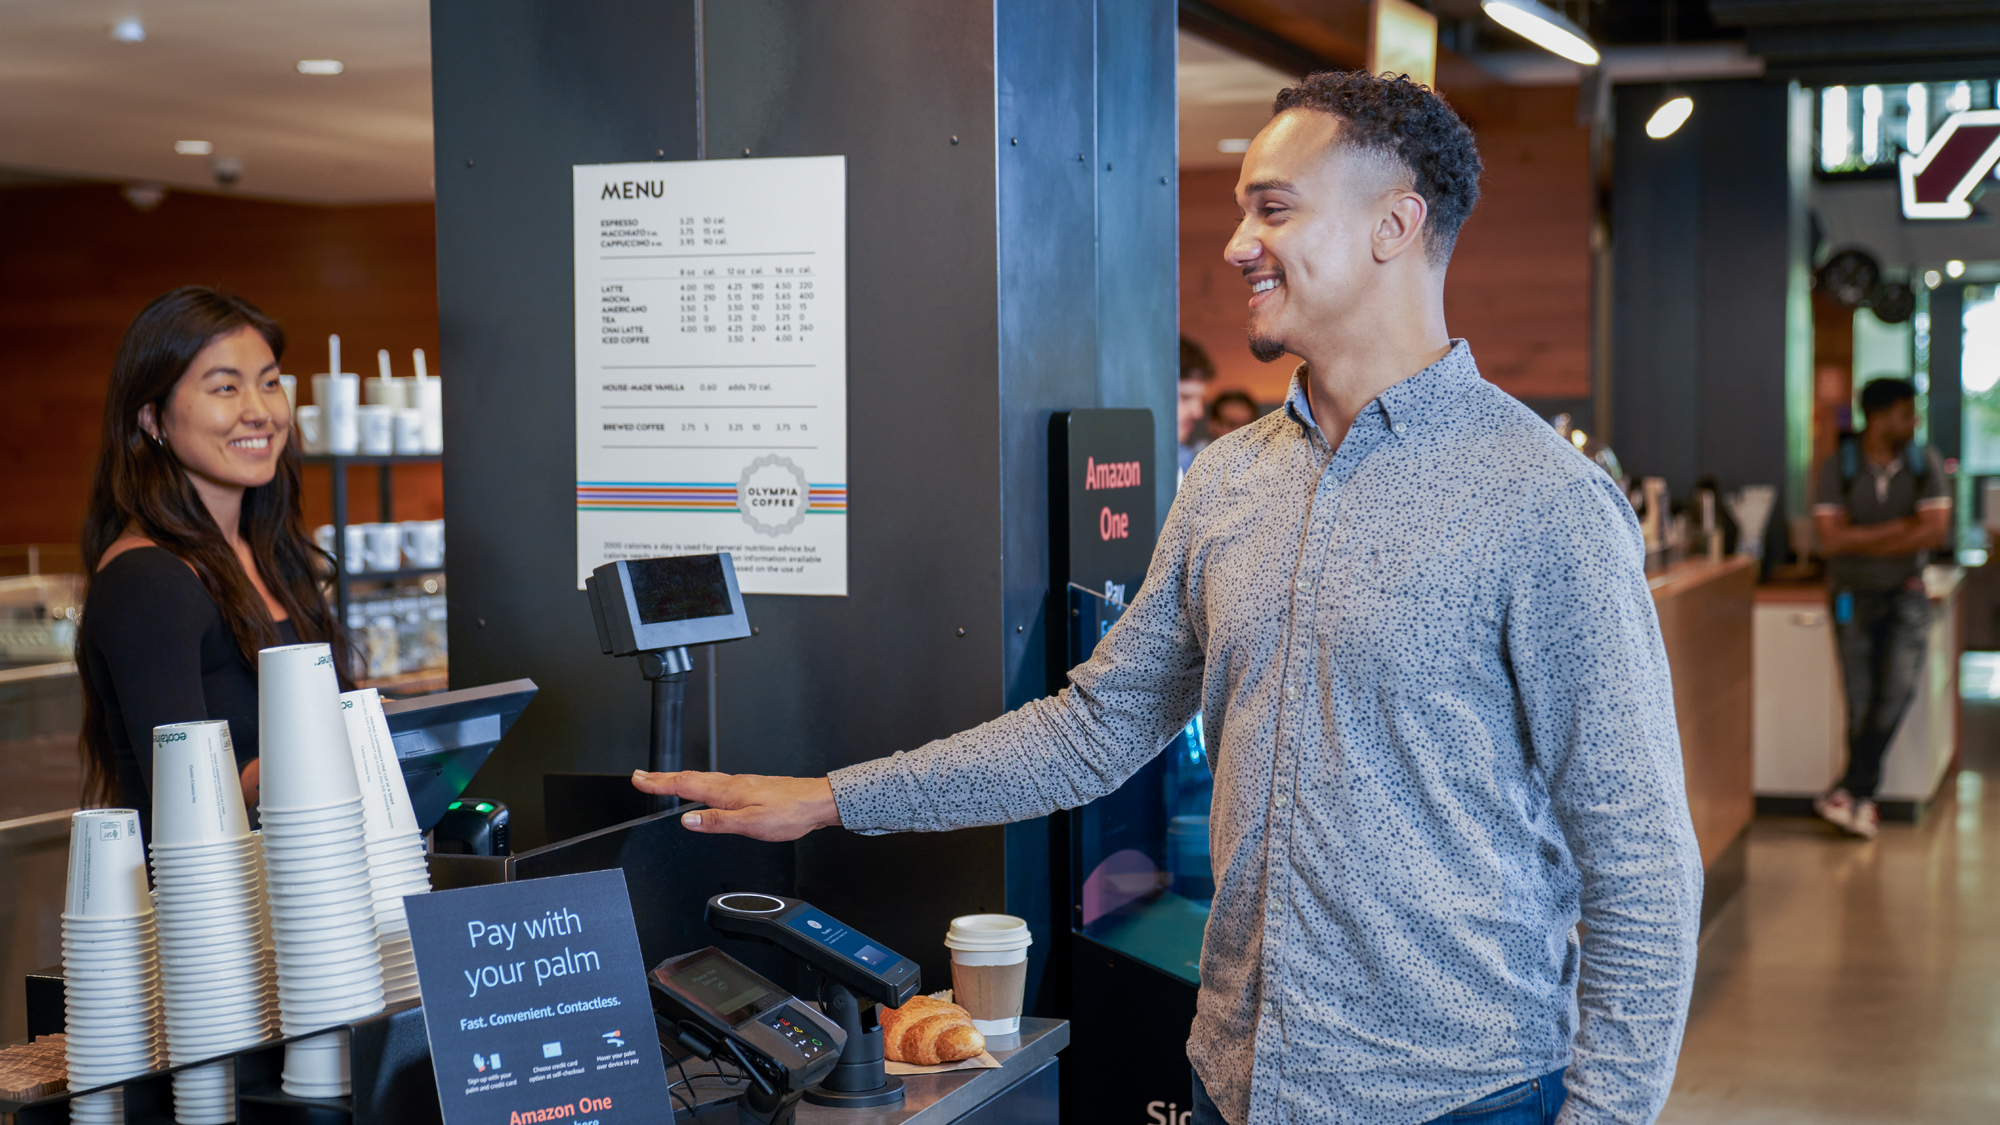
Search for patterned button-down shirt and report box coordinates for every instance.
[830,342,1703,1125]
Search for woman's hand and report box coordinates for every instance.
[240,757,260,811]
[630,770,841,842]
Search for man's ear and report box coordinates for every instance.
[138,402,161,440]
[1372,191,1428,264]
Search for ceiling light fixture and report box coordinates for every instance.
[1479,0,1599,66]
[1646,94,1694,139]
[174,140,214,155]
[109,18,145,43]
[1948,259,1967,278]
[1217,138,1251,153]
[297,59,344,75]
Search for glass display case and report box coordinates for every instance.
[1064,583,1212,986]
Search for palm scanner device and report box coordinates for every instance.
[585,553,752,812]
[651,893,921,1122]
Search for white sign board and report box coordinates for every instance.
[573,156,847,595]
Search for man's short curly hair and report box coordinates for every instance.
[1271,71,1483,265]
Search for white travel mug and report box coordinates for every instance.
[323,373,360,455]
[296,406,327,455]
[393,408,424,455]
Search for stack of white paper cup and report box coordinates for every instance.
[258,644,383,1098]
[150,720,277,1124]
[945,915,1034,1038]
[311,373,360,456]
[339,689,432,1003]
[411,349,443,454]
[63,809,164,1125]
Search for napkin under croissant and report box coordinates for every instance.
[879,996,986,1065]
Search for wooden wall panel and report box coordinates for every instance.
[0,183,441,552]
[1177,85,1591,406]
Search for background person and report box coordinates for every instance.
[76,287,344,835]
[1205,389,1260,439]
[1811,377,1951,839]
[1178,335,1217,476]
[638,71,1702,1125]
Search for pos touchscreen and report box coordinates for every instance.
[587,552,753,656]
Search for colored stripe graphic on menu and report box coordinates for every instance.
[576,482,848,513]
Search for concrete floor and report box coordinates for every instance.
[1660,698,2000,1124]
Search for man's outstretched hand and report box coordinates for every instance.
[630,770,841,842]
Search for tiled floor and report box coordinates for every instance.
[1658,691,2000,1124]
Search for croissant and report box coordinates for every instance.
[879,996,986,1065]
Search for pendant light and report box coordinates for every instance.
[1480,0,1600,66]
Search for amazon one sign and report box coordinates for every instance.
[1901,109,2000,219]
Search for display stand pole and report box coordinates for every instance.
[638,646,692,814]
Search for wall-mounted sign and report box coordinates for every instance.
[1900,109,2000,219]
[1369,0,1438,89]
[573,157,848,596]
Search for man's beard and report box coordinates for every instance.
[1248,332,1287,363]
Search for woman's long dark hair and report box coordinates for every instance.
[77,286,344,807]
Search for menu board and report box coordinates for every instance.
[574,157,848,596]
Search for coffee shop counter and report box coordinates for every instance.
[1752,565,1963,820]
[672,1018,1065,1124]
[1646,555,1757,922]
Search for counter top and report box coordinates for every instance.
[1757,564,1965,605]
[677,1017,1067,1123]
[1647,554,1757,599]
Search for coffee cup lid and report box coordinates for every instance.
[944,913,1033,951]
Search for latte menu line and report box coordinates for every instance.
[573,156,849,596]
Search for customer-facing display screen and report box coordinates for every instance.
[629,554,732,624]
[784,906,894,970]
[666,954,773,1025]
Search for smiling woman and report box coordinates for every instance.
[74,287,347,836]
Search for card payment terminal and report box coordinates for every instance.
[651,946,845,1124]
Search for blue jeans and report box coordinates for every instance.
[1190,1067,1568,1125]
[1833,586,1932,800]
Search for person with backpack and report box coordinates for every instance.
[1811,377,1952,839]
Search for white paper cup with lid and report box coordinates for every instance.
[944,913,1033,1037]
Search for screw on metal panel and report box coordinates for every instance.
[956,627,966,636]
[951,135,960,145]
[1076,153,1084,162]
[656,149,665,157]
[1160,176,1169,184]
[1017,624,1023,633]
[1106,163,1113,170]
[465,159,474,168]
[742,148,751,157]
[476,617,485,628]
[1010,137,1018,145]
[752,626,760,635]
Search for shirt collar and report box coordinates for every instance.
[1284,340,1481,441]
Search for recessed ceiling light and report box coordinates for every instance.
[109,18,145,43]
[174,140,214,155]
[297,59,344,75]
[1217,138,1251,153]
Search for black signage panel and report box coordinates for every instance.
[404,869,672,1125]
[1049,408,1156,603]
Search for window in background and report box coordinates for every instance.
[1961,286,2000,472]
[1817,79,1998,176]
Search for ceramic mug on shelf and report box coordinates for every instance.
[314,525,367,574]
[399,521,444,570]
[393,409,424,455]
[361,523,402,572]
[296,406,328,455]
[356,405,395,456]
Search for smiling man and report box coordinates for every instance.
[634,72,1702,1125]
